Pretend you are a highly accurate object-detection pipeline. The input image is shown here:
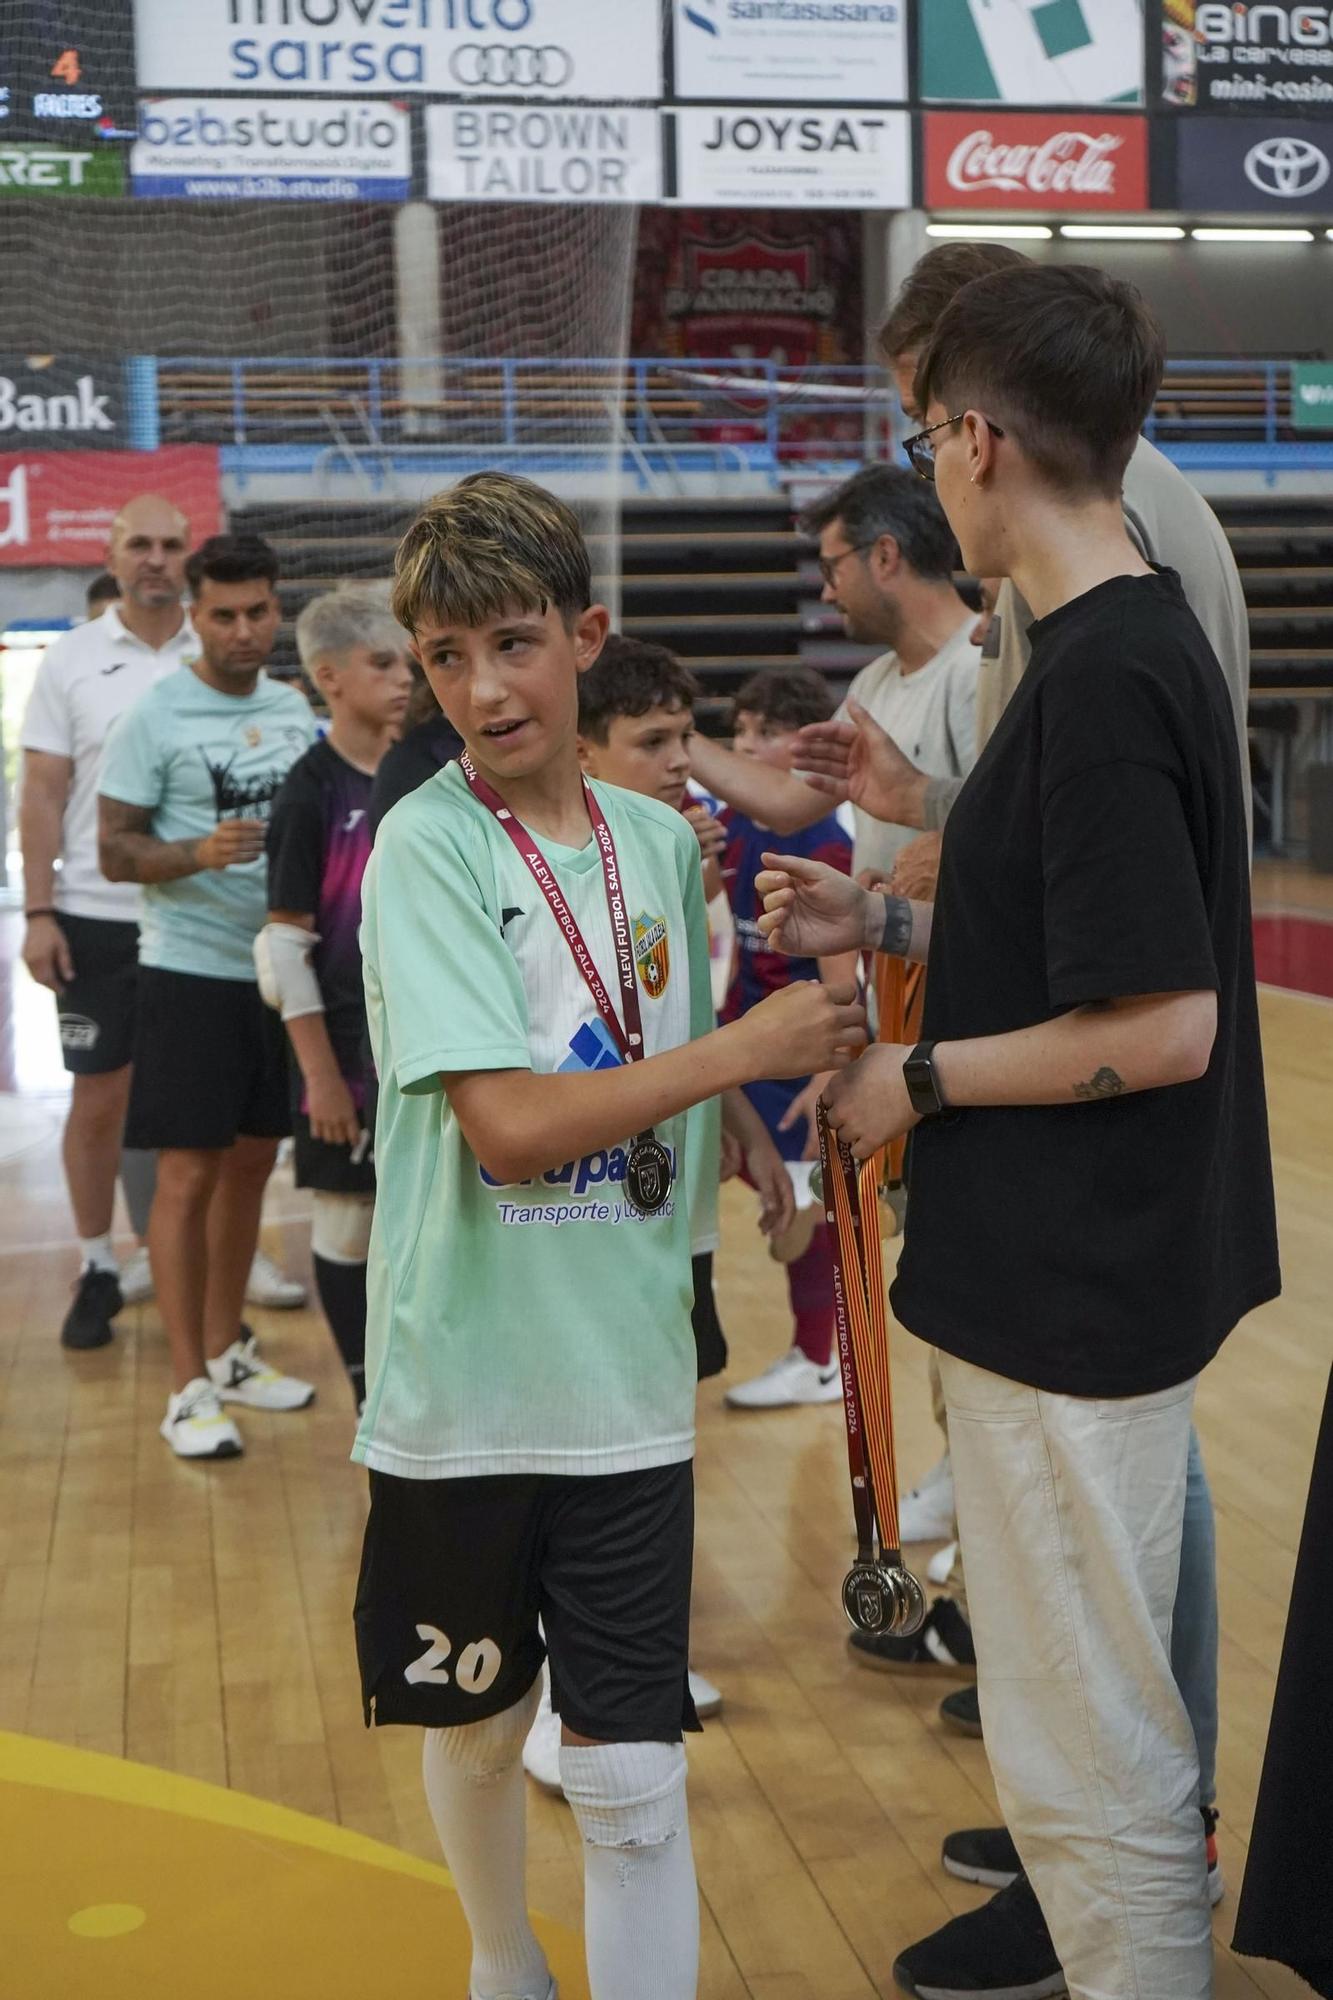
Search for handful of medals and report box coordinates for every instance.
[816,1104,926,1641]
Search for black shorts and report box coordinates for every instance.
[125,966,292,1152]
[55,914,139,1075]
[355,1462,700,1743]
[692,1251,728,1382]
[291,1106,376,1197]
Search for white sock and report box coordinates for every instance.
[79,1234,118,1275]
[421,1683,550,2000]
[561,1740,699,2000]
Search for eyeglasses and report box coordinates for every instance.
[816,541,878,587]
[902,414,1006,483]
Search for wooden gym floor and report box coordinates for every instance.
[0,875,1329,1999]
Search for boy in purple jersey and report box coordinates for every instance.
[260,594,413,1406]
[720,669,856,1411]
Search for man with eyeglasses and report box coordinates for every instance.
[688,463,980,889]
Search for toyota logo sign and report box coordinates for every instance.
[1244,135,1331,199]
[449,44,575,90]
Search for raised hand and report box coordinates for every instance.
[682,801,727,865]
[757,850,874,959]
[740,977,866,1082]
[794,700,929,830]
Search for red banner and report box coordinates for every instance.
[0,445,222,567]
[924,111,1148,212]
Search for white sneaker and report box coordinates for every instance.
[900,1452,956,1543]
[245,1250,307,1309]
[207,1332,315,1411]
[470,1983,557,2000]
[688,1668,723,1718]
[119,1245,154,1305]
[927,1539,959,1586]
[725,1346,841,1410]
[522,1674,565,1796]
[160,1379,243,1460]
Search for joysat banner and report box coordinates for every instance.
[0,446,221,567]
[132,98,411,199]
[673,107,911,208]
[133,0,662,100]
[1175,116,1333,210]
[671,0,907,105]
[1162,3,1333,111]
[921,0,1144,104]
[924,110,1148,209]
[426,103,661,202]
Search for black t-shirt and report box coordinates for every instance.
[368,714,462,835]
[267,738,374,1085]
[891,570,1279,1398]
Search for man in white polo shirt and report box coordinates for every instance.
[20,494,198,1352]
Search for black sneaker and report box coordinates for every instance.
[892,1874,1064,2000]
[60,1265,123,1351]
[849,1595,975,1676]
[939,1684,983,1737]
[942,1826,1021,1890]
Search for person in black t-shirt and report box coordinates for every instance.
[758,266,1279,2000]
[259,593,413,1408]
[368,673,463,835]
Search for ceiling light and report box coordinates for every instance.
[1191,227,1314,243]
[1060,223,1186,240]
[925,222,1053,241]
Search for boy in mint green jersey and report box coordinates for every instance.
[353,472,864,2000]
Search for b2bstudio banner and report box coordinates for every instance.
[0,356,125,448]
[921,0,1143,105]
[1176,116,1333,209]
[133,0,661,100]
[673,107,911,209]
[132,99,411,199]
[0,446,221,566]
[426,104,660,202]
[671,0,907,106]
[924,111,1148,210]
[1162,3,1333,111]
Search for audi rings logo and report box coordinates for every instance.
[449,44,574,89]
[1244,134,1331,199]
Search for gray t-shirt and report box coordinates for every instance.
[925,437,1251,836]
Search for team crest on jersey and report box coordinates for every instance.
[633,911,670,997]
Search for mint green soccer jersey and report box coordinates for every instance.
[353,763,715,1480]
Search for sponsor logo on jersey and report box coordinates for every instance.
[58,1012,99,1051]
[480,1139,677,1199]
[633,910,670,996]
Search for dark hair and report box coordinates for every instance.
[799,464,958,581]
[878,242,1028,364]
[185,532,280,597]
[733,665,835,731]
[85,570,119,610]
[578,634,700,744]
[916,263,1165,499]
[392,471,590,637]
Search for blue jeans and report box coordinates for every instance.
[1172,1426,1219,1810]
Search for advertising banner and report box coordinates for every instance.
[671,0,906,105]
[0,0,137,144]
[673,106,910,208]
[0,358,126,450]
[0,142,125,196]
[426,103,660,202]
[1162,3,1333,112]
[1175,116,1333,210]
[134,0,662,101]
[1291,362,1333,429]
[132,98,411,200]
[921,0,1144,105]
[0,446,222,567]
[924,110,1149,210]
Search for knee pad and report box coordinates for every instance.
[423,1675,541,1787]
[560,1740,687,1851]
[311,1191,374,1265]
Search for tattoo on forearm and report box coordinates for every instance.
[1073,1066,1126,1101]
[880,893,913,959]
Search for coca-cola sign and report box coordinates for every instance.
[924,111,1148,211]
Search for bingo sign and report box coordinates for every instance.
[132,0,662,100]
[1162,3,1333,112]
[924,111,1149,211]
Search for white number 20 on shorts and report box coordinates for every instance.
[405,1623,503,1695]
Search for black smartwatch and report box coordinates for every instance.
[902,1040,947,1119]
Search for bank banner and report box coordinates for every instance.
[0,446,221,567]
[0,357,126,450]
[673,107,911,208]
[1291,362,1333,429]
[131,98,411,199]
[1162,3,1333,111]
[0,141,125,195]
[671,0,906,105]
[1175,115,1333,209]
[924,109,1148,209]
[133,0,662,101]
[426,104,661,202]
[921,0,1144,105]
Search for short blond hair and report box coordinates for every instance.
[391,471,591,638]
[295,589,405,674]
